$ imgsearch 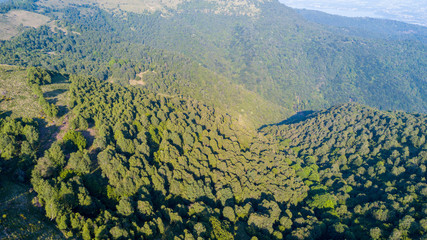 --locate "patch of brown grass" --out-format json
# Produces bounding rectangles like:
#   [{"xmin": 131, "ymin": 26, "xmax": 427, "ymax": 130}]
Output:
[
  {"xmin": 129, "ymin": 79, "xmax": 146, "ymax": 86},
  {"xmin": 129, "ymin": 71, "xmax": 148, "ymax": 86}
]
